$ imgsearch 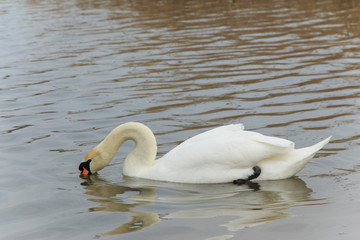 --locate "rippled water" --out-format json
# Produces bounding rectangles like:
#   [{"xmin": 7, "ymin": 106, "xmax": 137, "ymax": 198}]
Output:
[{"xmin": 1, "ymin": 0, "xmax": 360, "ymax": 239}]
